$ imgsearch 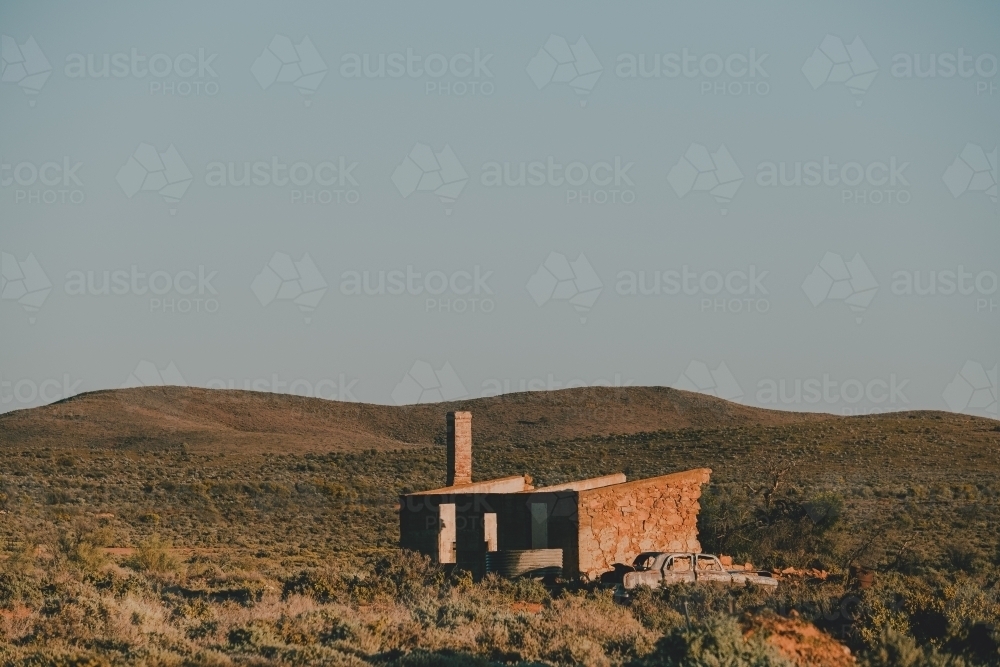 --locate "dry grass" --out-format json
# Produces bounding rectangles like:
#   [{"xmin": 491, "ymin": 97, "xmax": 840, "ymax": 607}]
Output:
[{"xmin": 1, "ymin": 387, "xmax": 998, "ymax": 665}]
